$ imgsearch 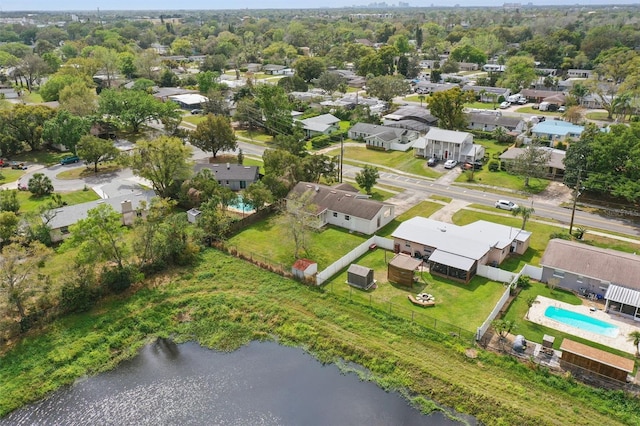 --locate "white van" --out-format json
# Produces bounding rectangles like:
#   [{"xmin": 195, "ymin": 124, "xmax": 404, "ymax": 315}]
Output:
[{"xmin": 538, "ymin": 101, "xmax": 550, "ymax": 111}]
